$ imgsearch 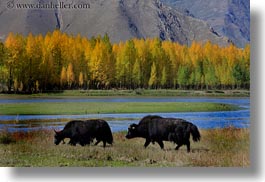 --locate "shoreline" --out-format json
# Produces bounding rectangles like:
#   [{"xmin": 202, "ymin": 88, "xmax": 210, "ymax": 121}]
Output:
[{"xmin": 0, "ymin": 89, "xmax": 250, "ymax": 99}]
